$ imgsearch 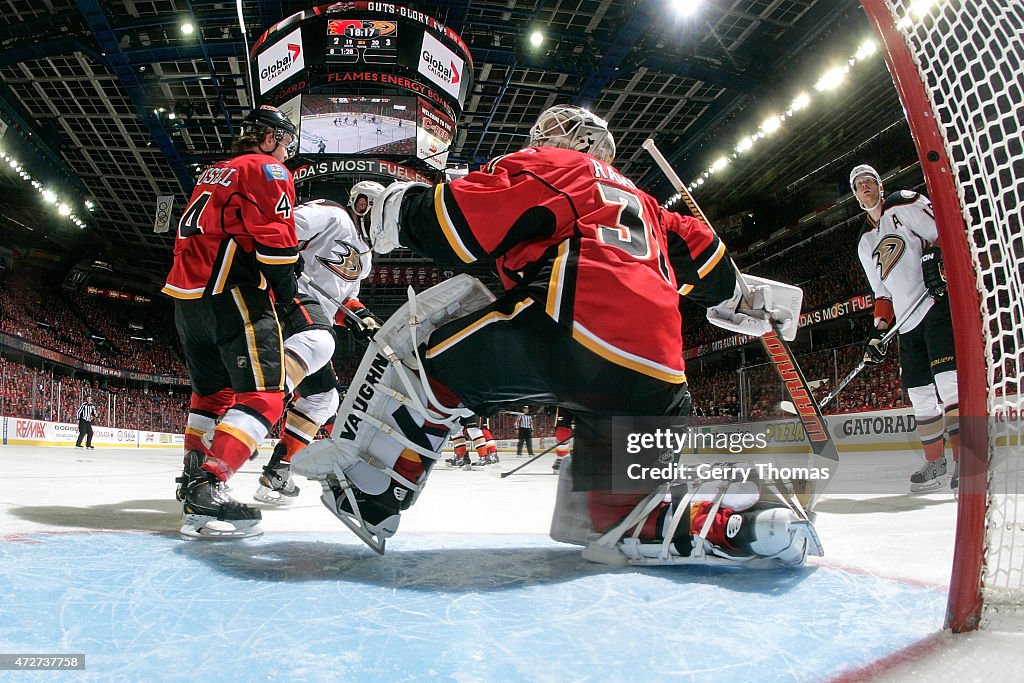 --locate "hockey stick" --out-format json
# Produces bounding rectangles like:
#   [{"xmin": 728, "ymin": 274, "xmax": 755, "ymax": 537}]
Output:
[
  {"xmin": 298, "ymin": 273, "xmax": 373, "ymax": 332},
  {"xmin": 642, "ymin": 138, "xmax": 839, "ymax": 511},
  {"xmin": 499, "ymin": 437, "xmax": 571, "ymax": 478},
  {"xmin": 780, "ymin": 290, "xmax": 931, "ymax": 414}
]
